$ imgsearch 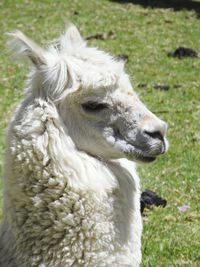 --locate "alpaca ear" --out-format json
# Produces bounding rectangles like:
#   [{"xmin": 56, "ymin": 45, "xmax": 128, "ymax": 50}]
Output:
[
  {"xmin": 59, "ymin": 24, "xmax": 85, "ymax": 50},
  {"xmin": 7, "ymin": 31, "xmax": 46, "ymax": 66}
]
